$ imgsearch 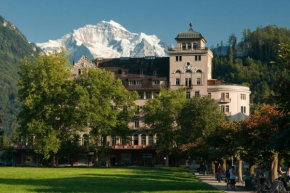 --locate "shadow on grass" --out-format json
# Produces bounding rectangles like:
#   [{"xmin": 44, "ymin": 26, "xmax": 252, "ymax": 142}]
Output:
[{"xmin": 0, "ymin": 167, "xmax": 220, "ymax": 193}]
